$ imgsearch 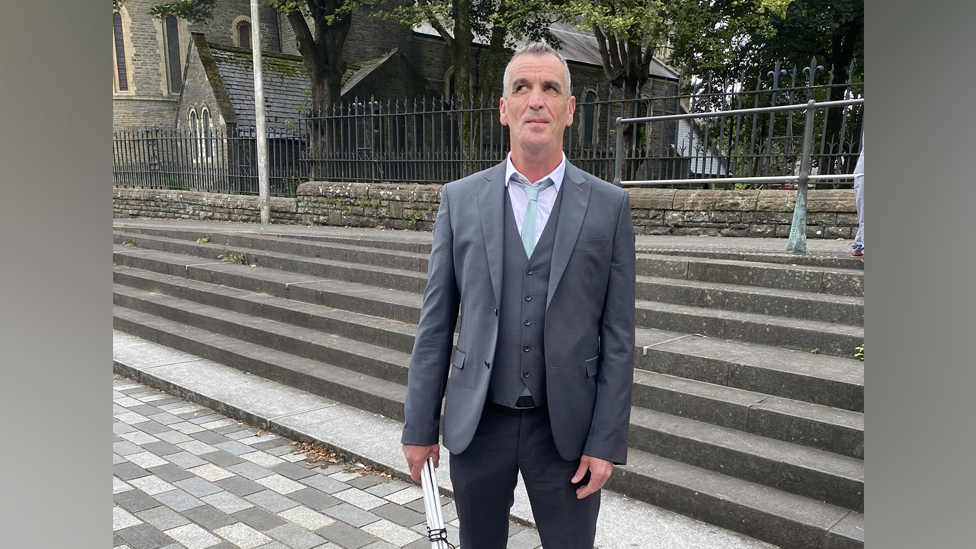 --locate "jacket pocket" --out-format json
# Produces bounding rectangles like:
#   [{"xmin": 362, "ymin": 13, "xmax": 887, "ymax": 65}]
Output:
[
  {"xmin": 584, "ymin": 354, "xmax": 600, "ymax": 377},
  {"xmin": 575, "ymin": 238, "xmax": 609, "ymax": 250},
  {"xmin": 452, "ymin": 349, "xmax": 466, "ymax": 369}
]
